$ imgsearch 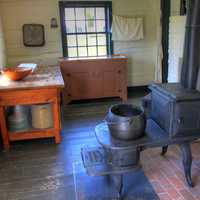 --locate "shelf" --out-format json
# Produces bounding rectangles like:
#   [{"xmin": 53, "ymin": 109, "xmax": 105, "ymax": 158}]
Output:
[
  {"xmin": 0, "ymin": 85, "xmax": 62, "ymax": 150},
  {"xmin": 8, "ymin": 128, "xmax": 55, "ymax": 141}
]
